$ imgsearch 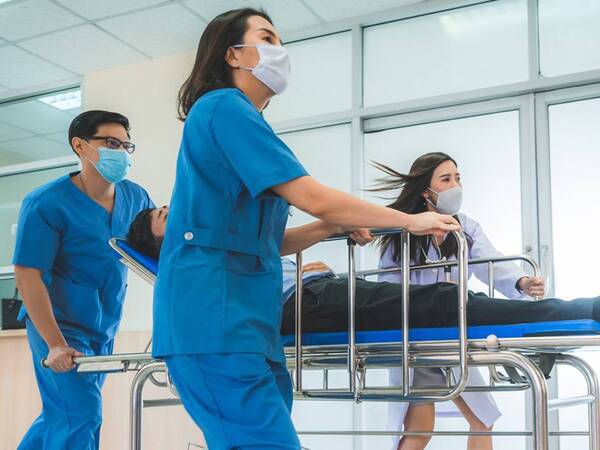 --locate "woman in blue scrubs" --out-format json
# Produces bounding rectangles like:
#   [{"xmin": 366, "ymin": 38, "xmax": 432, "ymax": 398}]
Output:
[
  {"xmin": 153, "ymin": 8, "xmax": 460, "ymax": 450},
  {"xmin": 13, "ymin": 110, "xmax": 153, "ymax": 449}
]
